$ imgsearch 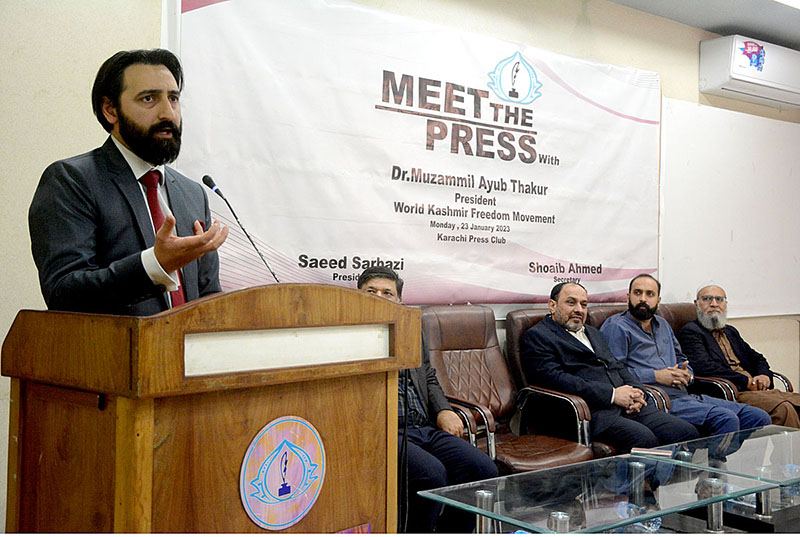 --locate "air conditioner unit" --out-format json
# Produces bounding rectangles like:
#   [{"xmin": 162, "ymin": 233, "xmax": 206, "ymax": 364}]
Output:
[{"xmin": 699, "ymin": 35, "xmax": 800, "ymax": 109}]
